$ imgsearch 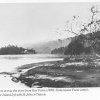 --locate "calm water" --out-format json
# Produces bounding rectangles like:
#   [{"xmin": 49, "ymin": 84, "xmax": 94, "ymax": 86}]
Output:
[
  {"xmin": 0, "ymin": 54, "xmax": 64, "ymax": 88},
  {"xmin": 0, "ymin": 54, "xmax": 64, "ymax": 73}
]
